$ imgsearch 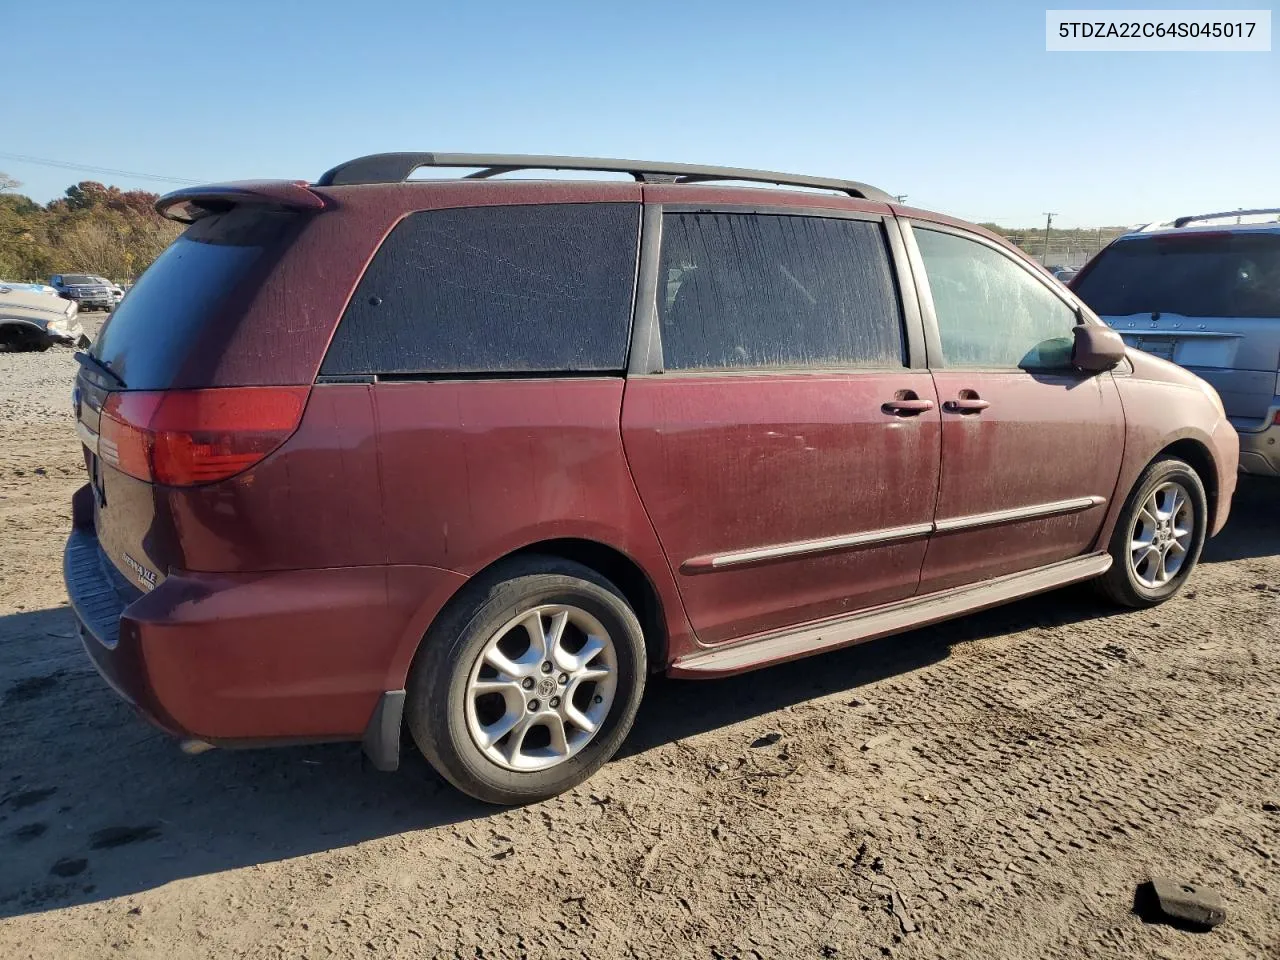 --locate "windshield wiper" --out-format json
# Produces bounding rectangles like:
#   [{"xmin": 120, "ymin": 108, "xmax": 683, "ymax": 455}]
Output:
[{"xmin": 75, "ymin": 352, "xmax": 126, "ymax": 389}]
